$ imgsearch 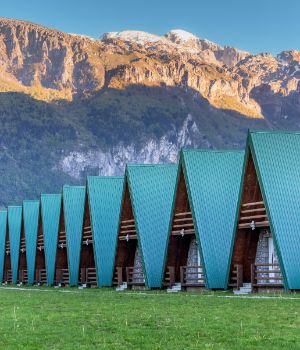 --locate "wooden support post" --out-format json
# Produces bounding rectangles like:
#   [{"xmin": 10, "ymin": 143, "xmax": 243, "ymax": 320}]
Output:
[
  {"xmin": 169, "ymin": 266, "xmax": 175, "ymax": 287},
  {"xmin": 126, "ymin": 267, "xmax": 130, "ymax": 285},
  {"xmin": 80, "ymin": 268, "xmax": 86, "ymax": 284},
  {"xmin": 237, "ymin": 264, "xmax": 243, "ymax": 288},
  {"xmin": 56, "ymin": 269, "xmax": 61, "ymax": 285},
  {"xmin": 251, "ymin": 264, "xmax": 255, "ymax": 287},
  {"xmin": 180, "ymin": 266, "xmax": 184, "ymax": 286},
  {"xmin": 117, "ymin": 267, "xmax": 123, "ymax": 285}
]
